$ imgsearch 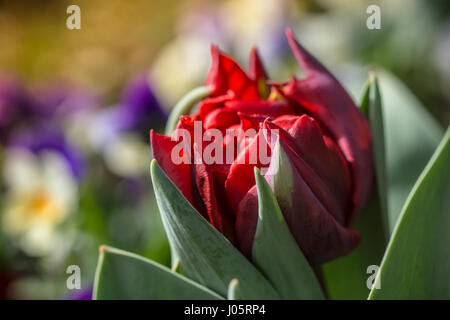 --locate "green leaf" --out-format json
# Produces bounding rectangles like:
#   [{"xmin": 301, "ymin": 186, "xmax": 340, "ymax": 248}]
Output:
[
  {"xmin": 165, "ymin": 86, "xmax": 213, "ymax": 135},
  {"xmin": 359, "ymin": 77, "xmax": 371, "ymax": 118},
  {"xmin": 369, "ymin": 127, "xmax": 450, "ymax": 299},
  {"xmin": 322, "ymin": 75, "xmax": 389, "ymax": 299},
  {"xmin": 350, "ymin": 70, "xmax": 444, "ymax": 233},
  {"xmin": 150, "ymin": 160, "xmax": 280, "ymax": 299},
  {"xmin": 366, "ymin": 74, "xmax": 389, "ymax": 238},
  {"xmin": 252, "ymin": 158, "xmax": 324, "ymax": 299},
  {"xmin": 322, "ymin": 193, "xmax": 387, "ymax": 299},
  {"xmin": 377, "ymin": 72, "xmax": 443, "ymax": 232},
  {"xmin": 93, "ymin": 245, "xmax": 223, "ymax": 300}
]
